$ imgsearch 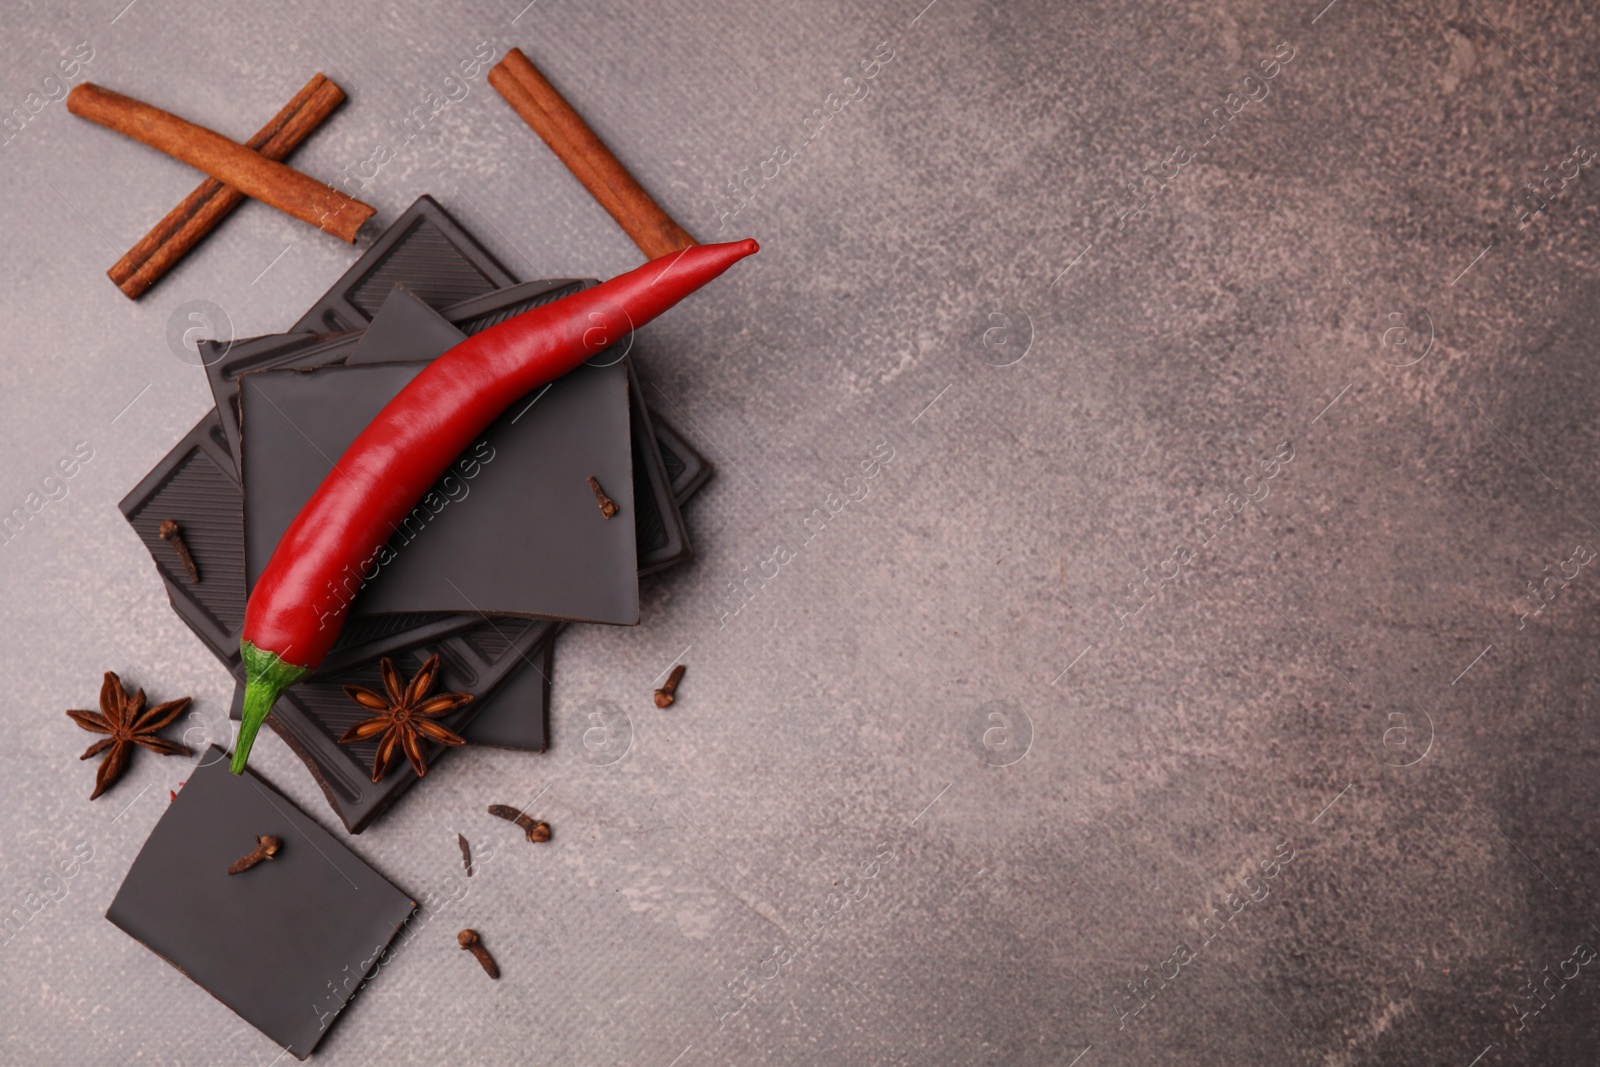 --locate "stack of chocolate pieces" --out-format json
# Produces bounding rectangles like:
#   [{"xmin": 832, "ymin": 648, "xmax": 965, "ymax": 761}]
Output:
[
  {"xmin": 109, "ymin": 193, "xmax": 713, "ymax": 1055},
  {"xmin": 119, "ymin": 195, "xmax": 712, "ymax": 832}
]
